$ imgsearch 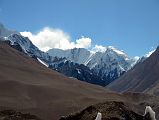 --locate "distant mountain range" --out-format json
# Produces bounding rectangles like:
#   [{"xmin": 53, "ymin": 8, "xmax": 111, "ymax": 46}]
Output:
[
  {"xmin": 0, "ymin": 23, "xmax": 146, "ymax": 86},
  {"xmin": 47, "ymin": 47, "xmax": 138, "ymax": 85}
]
